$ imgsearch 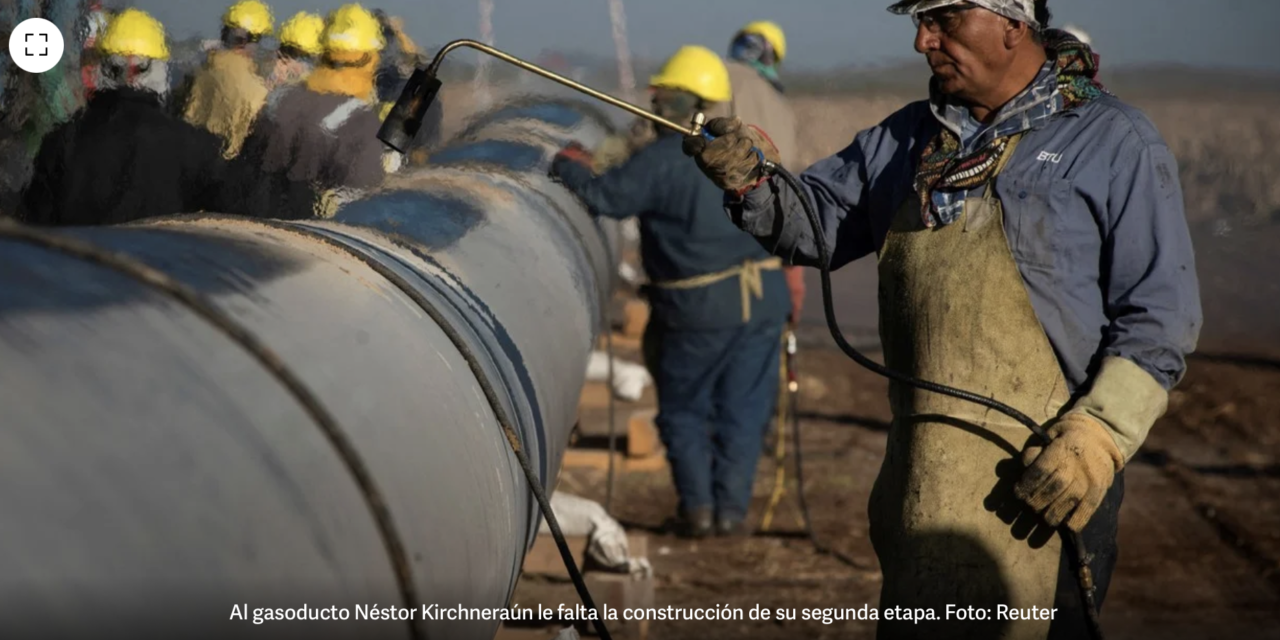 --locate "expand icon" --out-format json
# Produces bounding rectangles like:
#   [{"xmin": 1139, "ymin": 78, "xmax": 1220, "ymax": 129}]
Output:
[{"xmin": 8, "ymin": 18, "xmax": 65, "ymax": 74}]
